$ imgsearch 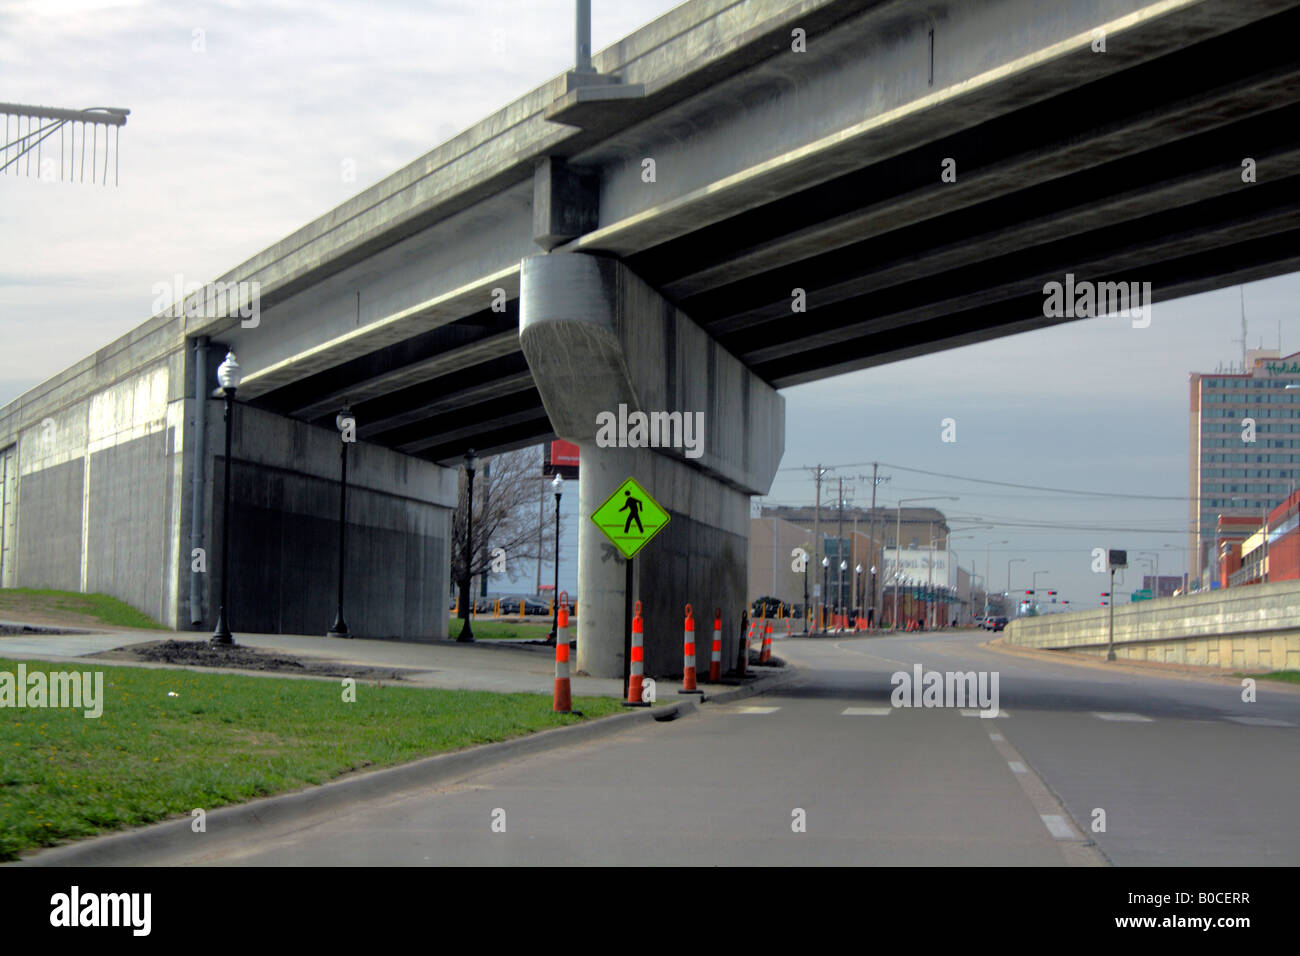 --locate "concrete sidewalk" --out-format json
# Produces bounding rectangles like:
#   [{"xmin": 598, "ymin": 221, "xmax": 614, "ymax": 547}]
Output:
[{"xmin": 0, "ymin": 623, "xmax": 788, "ymax": 700}]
